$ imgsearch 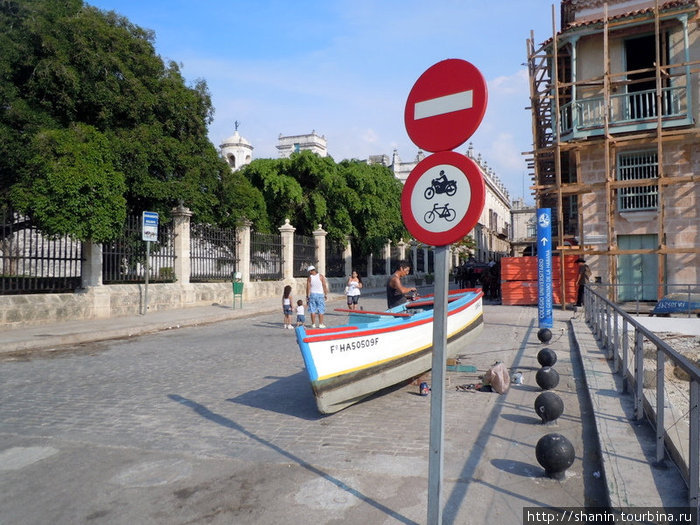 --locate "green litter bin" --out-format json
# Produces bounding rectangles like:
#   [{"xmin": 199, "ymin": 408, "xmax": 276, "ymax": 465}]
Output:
[{"xmin": 232, "ymin": 273, "xmax": 243, "ymax": 308}]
